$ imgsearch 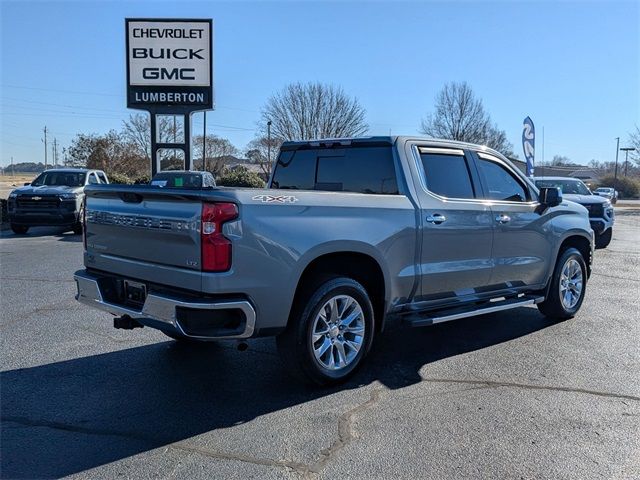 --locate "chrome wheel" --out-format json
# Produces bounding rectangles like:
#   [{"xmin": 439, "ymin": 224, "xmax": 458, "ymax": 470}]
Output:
[
  {"xmin": 559, "ymin": 258, "xmax": 583, "ymax": 310},
  {"xmin": 311, "ymin": 295, "xmax": 365, "ymax": 371}
]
